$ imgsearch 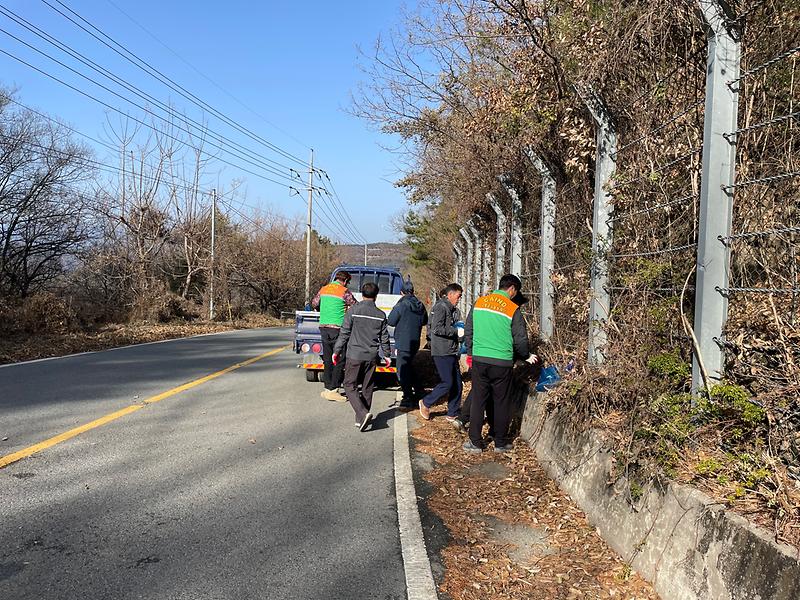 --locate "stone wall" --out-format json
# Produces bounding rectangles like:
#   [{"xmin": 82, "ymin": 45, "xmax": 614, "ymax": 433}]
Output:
[{"xmin": 519, "ymin": 393, "xmax": 800, "ymax": 600}]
